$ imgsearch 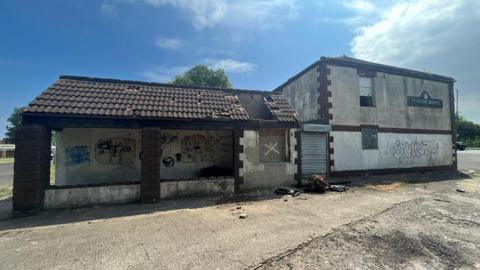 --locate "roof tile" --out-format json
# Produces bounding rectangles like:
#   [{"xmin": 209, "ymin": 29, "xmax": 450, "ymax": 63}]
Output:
[{"xmin": 24, "ymin": 76, "xmax": 299, "ymax": 123}]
